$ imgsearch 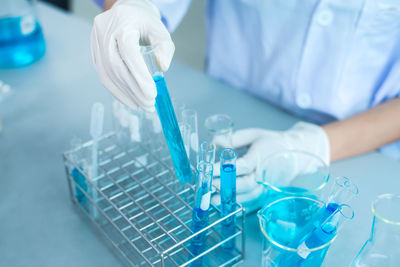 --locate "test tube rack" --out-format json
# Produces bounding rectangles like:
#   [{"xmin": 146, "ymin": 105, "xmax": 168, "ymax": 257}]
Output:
[{"xmin": 63, "ymin": 132, "xmax": 245, "ymax": 266}]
